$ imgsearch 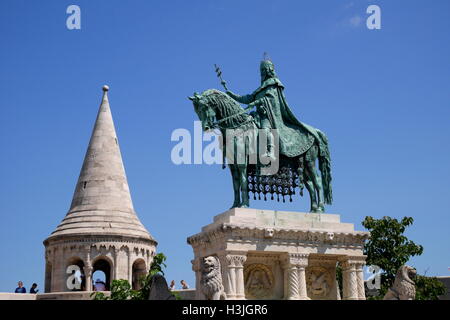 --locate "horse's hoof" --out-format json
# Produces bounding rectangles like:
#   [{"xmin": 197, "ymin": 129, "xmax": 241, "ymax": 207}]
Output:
[{"xmin": 310, "ymin": 206, "xmax": 323, "ymax": 213}]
